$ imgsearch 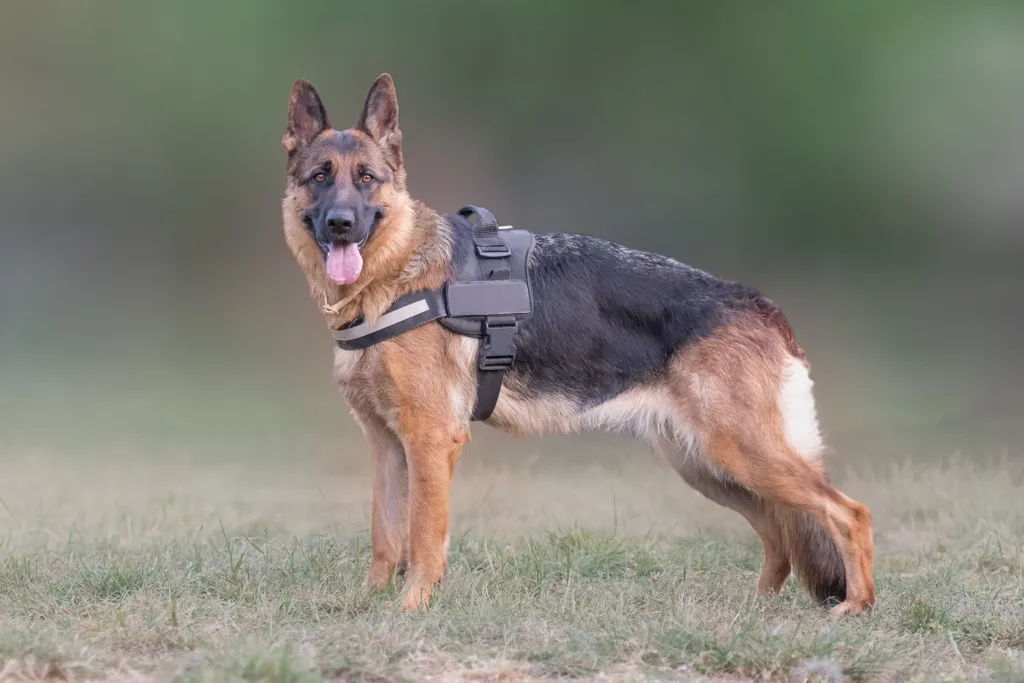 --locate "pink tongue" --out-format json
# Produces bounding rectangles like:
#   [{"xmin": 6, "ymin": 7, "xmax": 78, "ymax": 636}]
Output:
[{"xmin": 326, "ymin": 242, "xmax": 363, "ymax": 285}]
